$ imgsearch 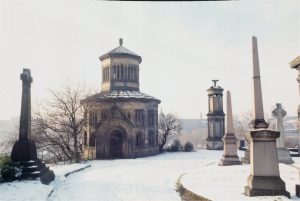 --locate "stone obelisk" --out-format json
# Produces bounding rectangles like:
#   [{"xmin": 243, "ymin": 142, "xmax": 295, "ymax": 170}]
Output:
[
  {"xmin": 272, "ymin": 103, "xmax": 294, "ymax": 164},
  {"xmin": 250, "ymin": 36, "xmax": 269, "ymax": 129},
  {"xmin": 10, "ymin": 69, "xmax": 55, "ymax": 184},
  {"xmin": 219, "ymin": 91, "xmax": 241, "ymax": 166},
  {"xmin": 244, "ymin": 37, "xmax": 290, "ymax": 198}
]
